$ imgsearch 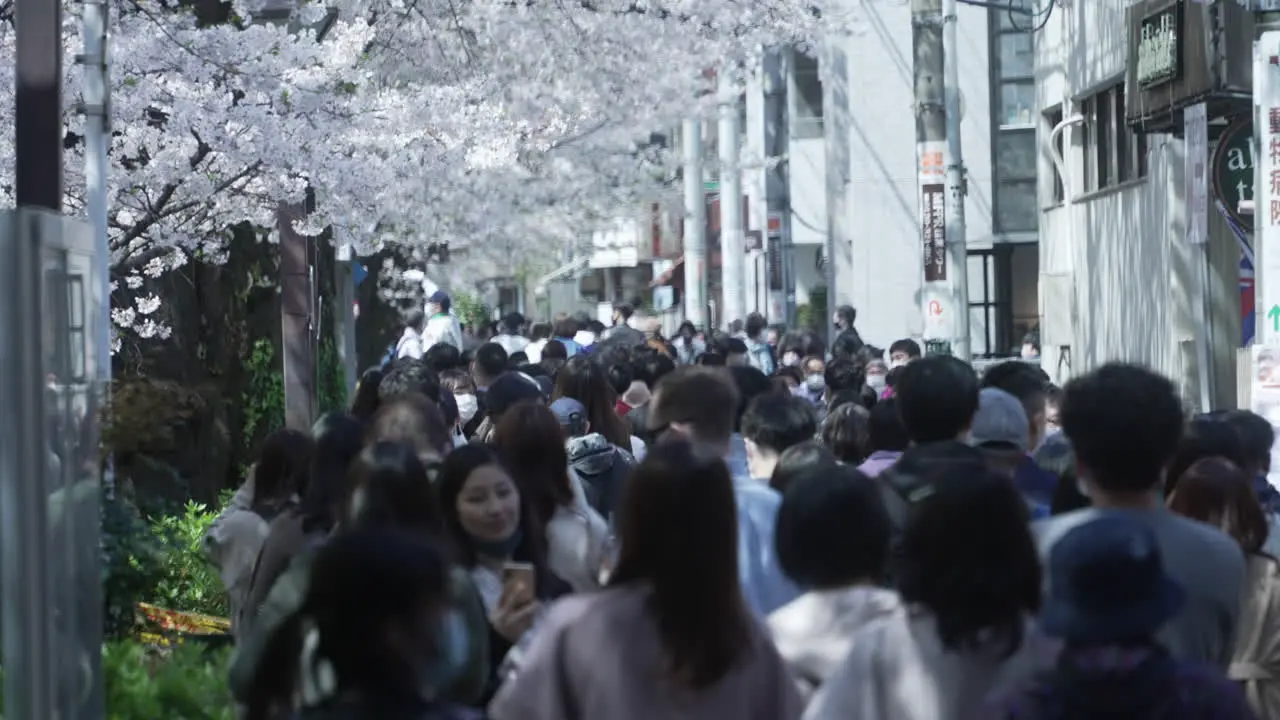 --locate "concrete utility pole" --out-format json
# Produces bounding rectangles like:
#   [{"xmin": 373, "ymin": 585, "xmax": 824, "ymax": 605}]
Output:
[
  {"xmin": 682, "ymin": 118, "xmax": 709, "ymax": 329},
  {"xmin": 912, "ymin": 0, "xmax": 970, "ymax": 359},
  {"xmin": 718, "ymin": 70, "xmax": 746, "ymax": 329},
  {"xmin": 762, "ymin": 50, "xmax": 796, "ymax": 326},
  {"xmin": 81, "ymin": 0, "xmax": 111, "ymax": 408}
]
